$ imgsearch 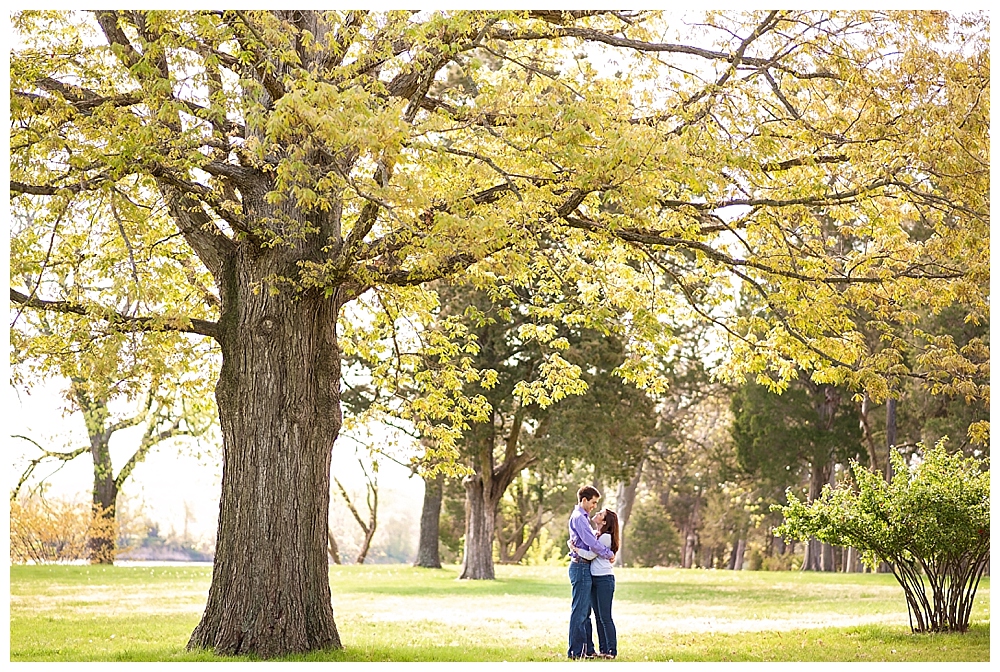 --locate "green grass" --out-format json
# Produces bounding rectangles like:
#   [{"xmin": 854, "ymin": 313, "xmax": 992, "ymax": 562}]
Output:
[{"xmin": 9, "ymin": 563, "xmax": 990, "ymax": 662}]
